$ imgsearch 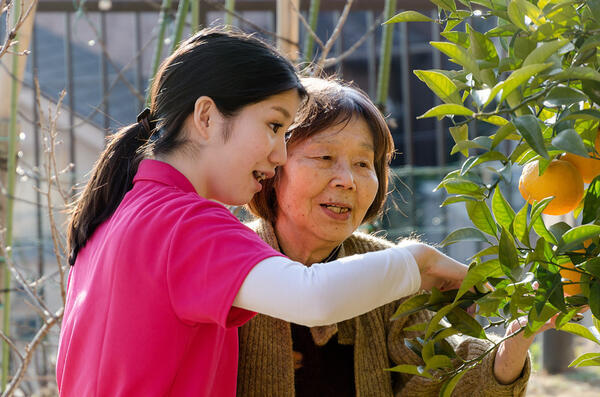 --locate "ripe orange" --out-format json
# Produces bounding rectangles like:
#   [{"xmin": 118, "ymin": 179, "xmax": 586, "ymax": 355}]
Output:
[
  {"xmin": 560, "ymin": 240, "xmax": 591, "ymax": 296},
  {"xmin": 518, "ymin": 159, "xmax": 584, "ymax": 215},
  {"xmin": 560, "ymin": 261, "xmax": 582, "ymax": 296},
  {"xmin": 561, "ymin": 130, "xmax": 600, "ymax": 183}
]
